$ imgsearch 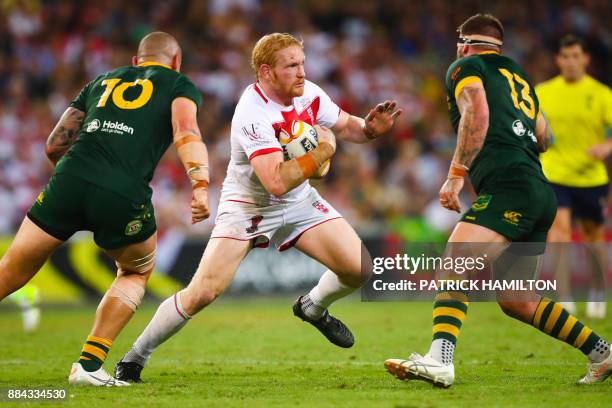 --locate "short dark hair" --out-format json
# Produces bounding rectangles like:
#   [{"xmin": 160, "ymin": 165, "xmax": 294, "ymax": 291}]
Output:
[
  {"xmin": 458, "ymin": 13, "xmax": 504, "ymax": 43},
  {"xmin": 558, "ymin": 34, "xmax": 587, "ymax": 52}
]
